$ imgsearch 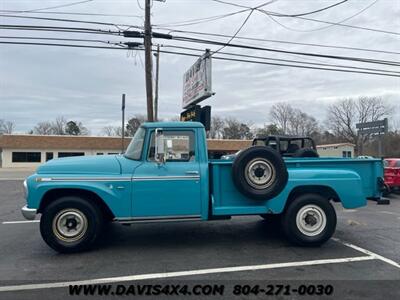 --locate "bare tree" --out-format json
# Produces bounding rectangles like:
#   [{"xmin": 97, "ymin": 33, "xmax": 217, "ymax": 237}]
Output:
[
  {"xmin": 327, "ymin": 96, "xmax": 390, "ymax": 153},
  {"xmin": 33, "ymin": 121, "xmax": 53, "ymax": 135},
  {"xmin": 101, "ymin": 125, "xmax": 123, "ymax": 136},
  {"xmin": 210, "ymin": 116, "xmax": 225, "ymax": 139},
  {"xmin": 288, "ymin": 109, "xmax": 319, "ymax": 136},
  {"xmin": 51, "ymin": 116, "xmax": 67, "ymax": 135},
  {"xmin": 270, "ymin": 103, "xmax": 294, "ymax": 134},
  {"xmin": 0, "ymin": 119, "xmax": 15, "ymax": 134}
]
